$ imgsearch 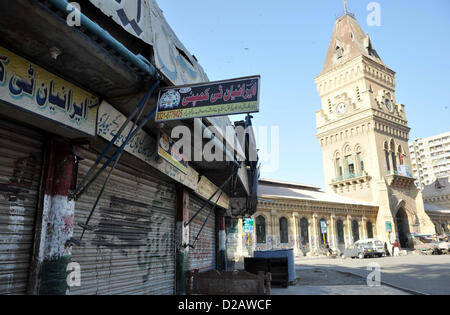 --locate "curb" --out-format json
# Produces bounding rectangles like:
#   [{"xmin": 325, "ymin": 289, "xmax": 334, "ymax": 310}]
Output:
[{"xmin": 331, "ymin": 268, "xmax": 428, "ymax": 296}]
